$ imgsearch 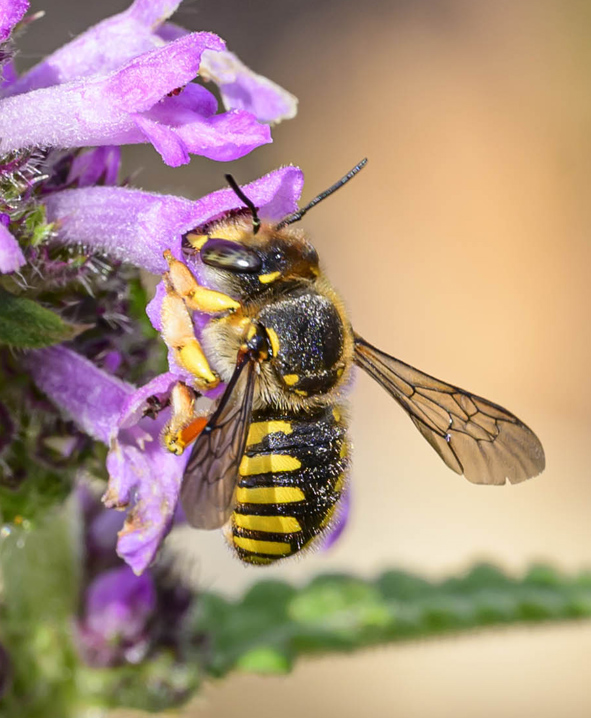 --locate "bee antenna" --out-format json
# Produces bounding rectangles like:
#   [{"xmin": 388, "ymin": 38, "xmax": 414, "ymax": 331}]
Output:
[
  {"xmin": 225, "ymin": 174, "xmax": 261, "ymax": 235},
  {"xmin": 275, "ymin": 158, "xmax": 368, "ymax": 230}
]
